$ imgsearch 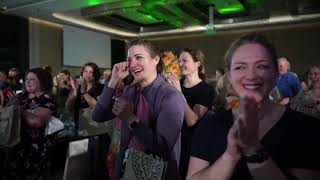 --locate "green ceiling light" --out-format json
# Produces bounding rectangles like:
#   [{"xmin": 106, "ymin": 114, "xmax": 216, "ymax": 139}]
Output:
[
  {"xmin": 88, "ymin": 0, "xmax": 105, "ymax": 6},
  {"xmin": 165, "ymin": 5, "xmax": 201, "ymax": 25},
  {"xmin": 116, "ymin": 11, "xmax": 163, "ymax": 24},
  {"xmin": 217, "ymin": 3, "xmax": 245, "ymax": 14},
  {"xmin": 143, "ymin": 0, "xmax": 166, "ymax": 10},
  {"xmin": 142, "ymin": 0, "xmax": 185, "ymax": 28}
]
